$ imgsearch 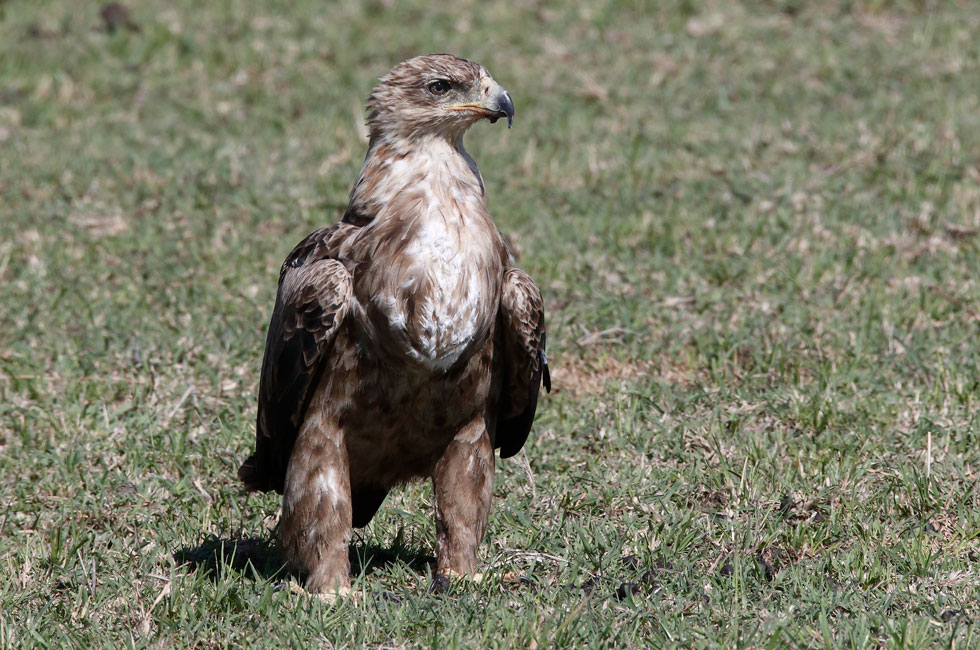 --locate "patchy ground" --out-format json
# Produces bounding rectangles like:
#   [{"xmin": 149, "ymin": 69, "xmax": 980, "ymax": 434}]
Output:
[{"xmin": 2, "ymin": 1, "xmax": 980, "ymax": 647}]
